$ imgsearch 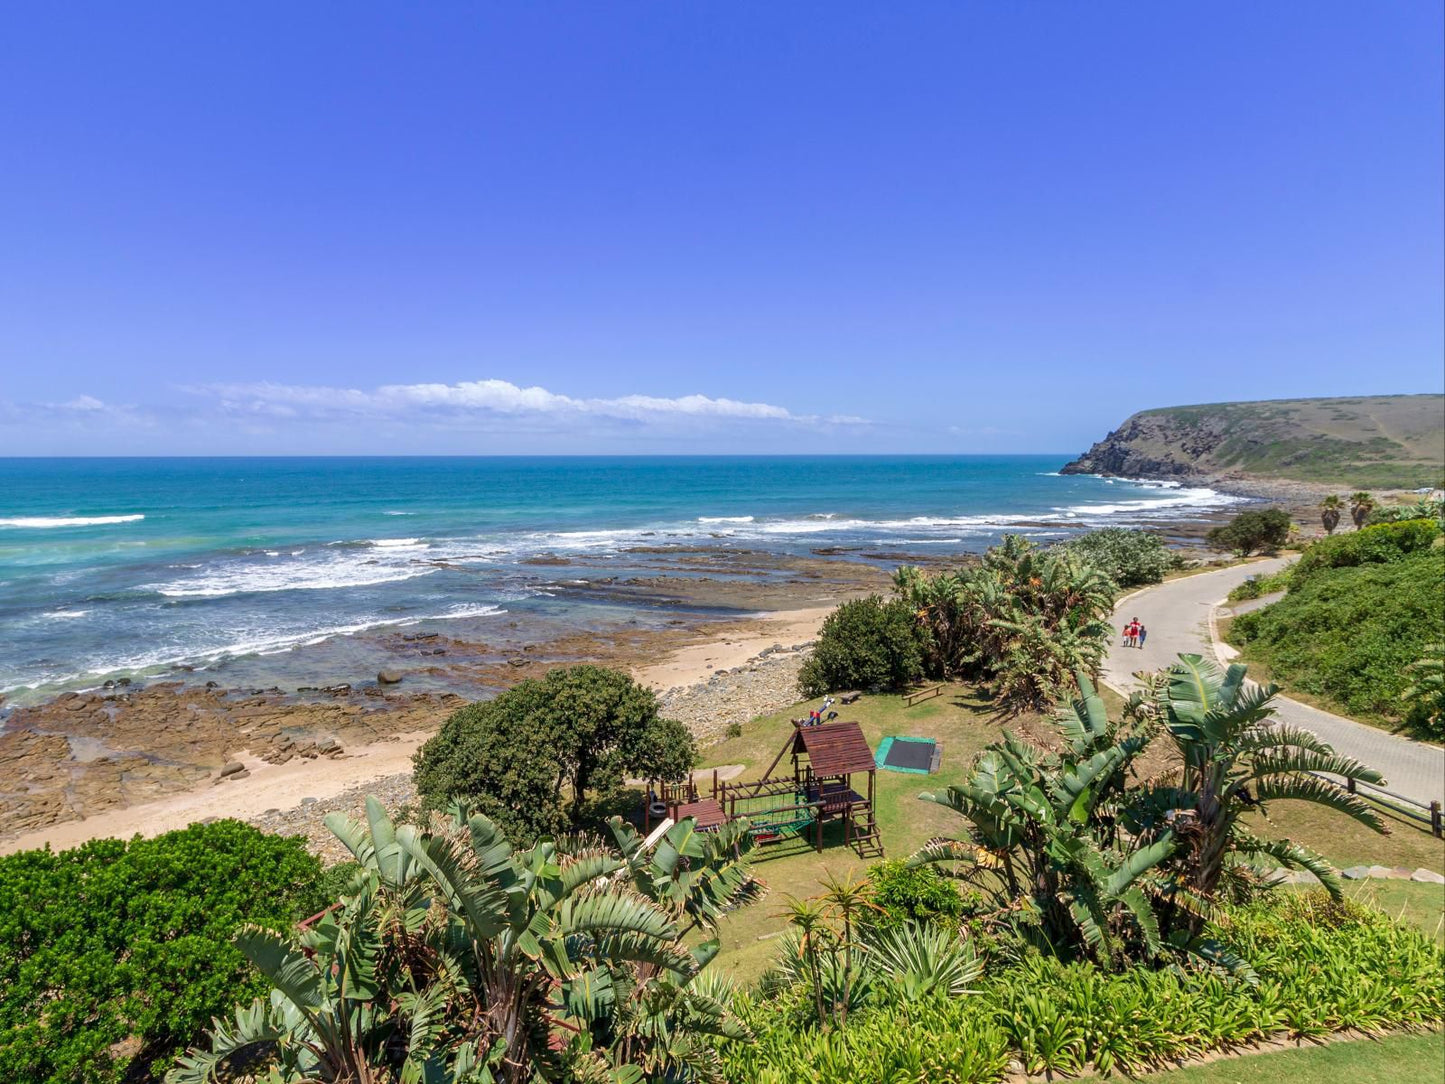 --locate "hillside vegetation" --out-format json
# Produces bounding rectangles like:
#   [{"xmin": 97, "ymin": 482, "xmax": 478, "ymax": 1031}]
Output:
[
  {"xmin": 1063, "ymin": 394, "xmax": 1444, "ymax": 488},
  {"xmin": 1229, "ymin": 519, "xmax": 1445, "ymax": 735}
]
